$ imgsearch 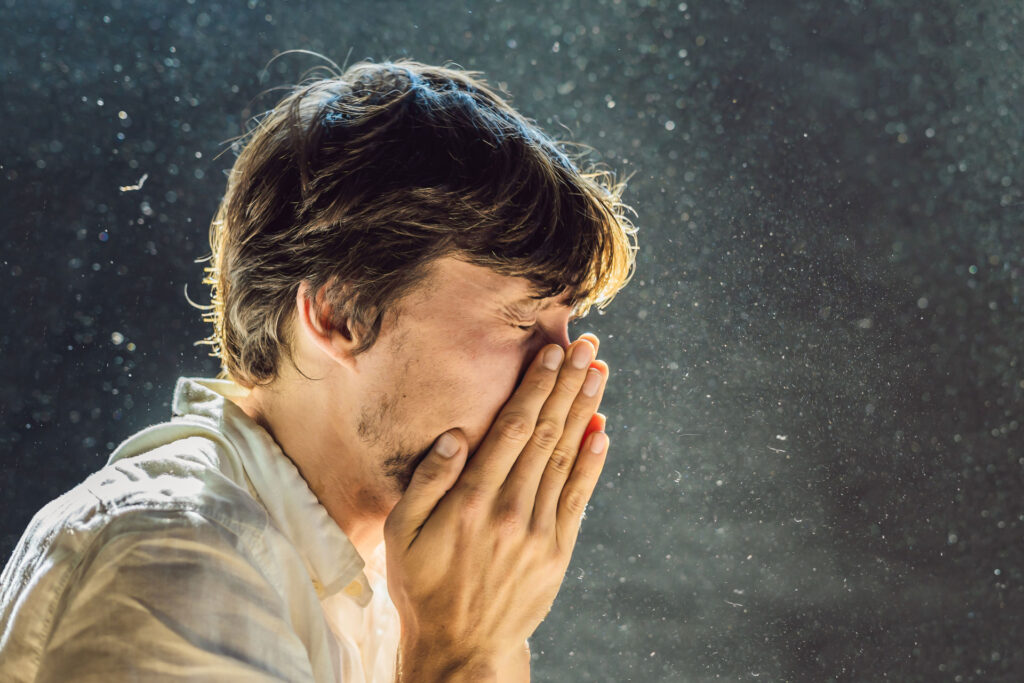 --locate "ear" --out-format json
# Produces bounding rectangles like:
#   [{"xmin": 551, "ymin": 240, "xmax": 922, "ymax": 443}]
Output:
[{"xmin": 295, "ymin": 281, "xmax": 360, "ymax": 370}]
